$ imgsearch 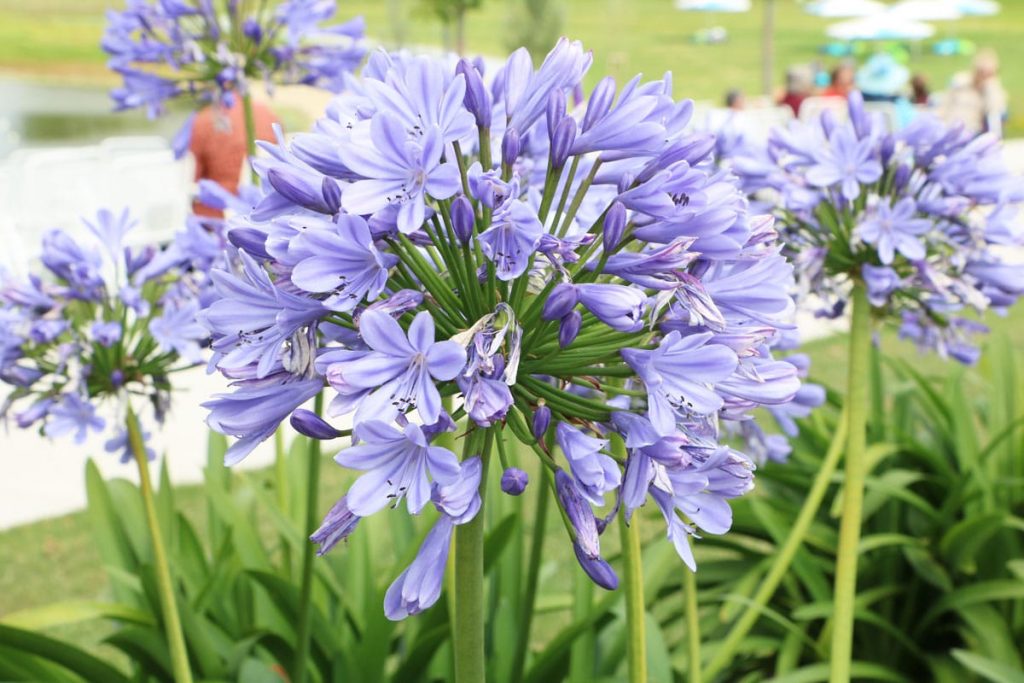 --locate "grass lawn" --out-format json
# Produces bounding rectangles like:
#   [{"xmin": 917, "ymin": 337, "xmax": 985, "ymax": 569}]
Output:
[{"xmin": 0, "ymin": 0, "xmax": 1022, "ymax": 135}]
